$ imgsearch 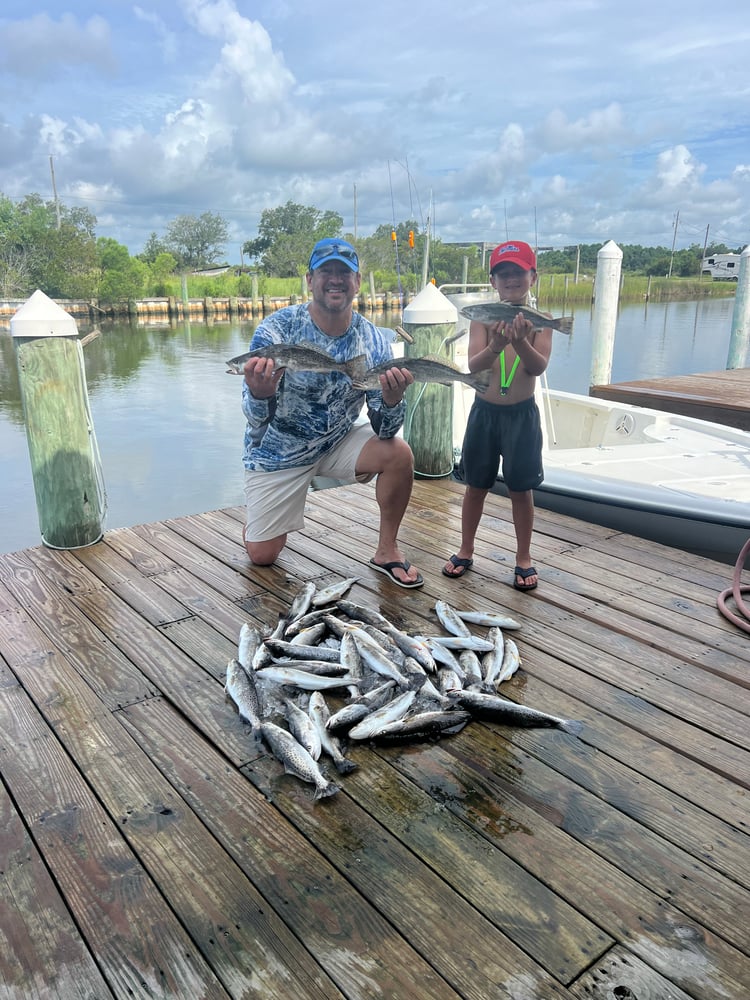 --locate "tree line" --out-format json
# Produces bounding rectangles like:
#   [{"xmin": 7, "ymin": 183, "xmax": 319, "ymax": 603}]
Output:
[{"xmin": 0, "ymin": 191, "xmax": 742, "ymax": 303}]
